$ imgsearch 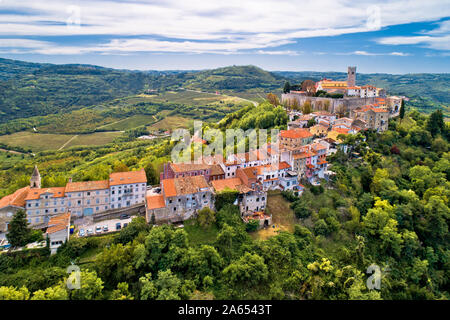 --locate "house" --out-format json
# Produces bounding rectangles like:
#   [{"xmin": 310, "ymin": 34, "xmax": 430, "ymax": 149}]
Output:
[
  {"xmin": 65, "ymin": 179, "xmax": 110, "ymax": 217},
  {"xmin": 309, "ymin": 124, "xmax": 328, "ymax": 137},
  {"xmin": 46, "ymin": 212, "xmax": 71, "ymax": 254},
  {"xmin": 146, "ymin": 175, "xmax": 214, "ymax": 224},
  {"xmin": 109, "ymin": 169, "xmax": 147, "ymax": 210},
  {"xmin": 351, "ymin": 105, "xmax": 389, "ymax": 132},
  {"xmin": 211, "ymin": 177, "xmax": 267, "ymax": 216},
  {"xmin": 0, "ymin": 186, "xmax": 30, "ymax": 232},
  {"xmin": 279, "ymin": 128, "xmax": 314, "ymax": 150},
  {"xmin": 287, "ymin": 114, "xmax": 315, "ymax": 129},
  {"xmin": 0, "ymin": 167, "xmax": 148, "ymax": 228},
  {"xmin": 25, "ymin": 187, "xmax": 66, "ymax": 225}
]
